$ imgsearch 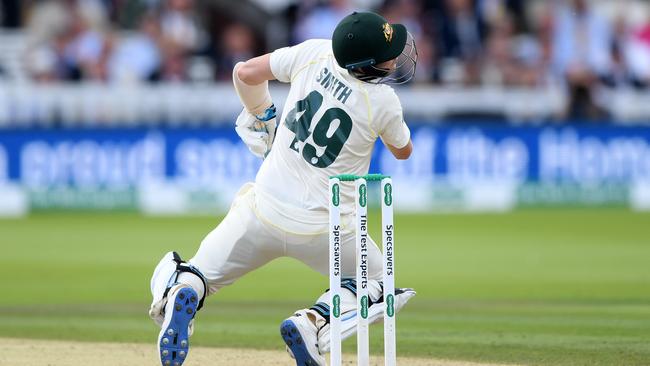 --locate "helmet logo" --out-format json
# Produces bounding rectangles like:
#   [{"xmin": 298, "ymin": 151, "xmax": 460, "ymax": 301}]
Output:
[{"xmin": 382, "ymin": 23, "xmax": 393, "ymax": 43}]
